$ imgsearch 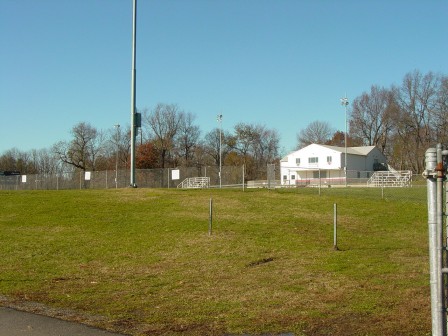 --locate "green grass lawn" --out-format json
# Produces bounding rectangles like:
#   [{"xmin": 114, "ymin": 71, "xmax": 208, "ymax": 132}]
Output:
[{"xmin": 0, "ymin": 188, "xmax": 430, "ymax": 335}]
